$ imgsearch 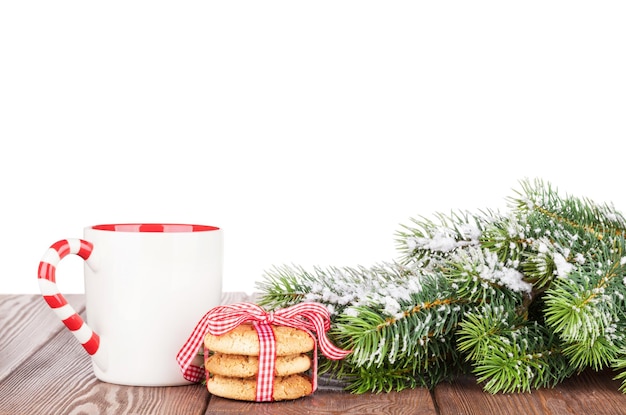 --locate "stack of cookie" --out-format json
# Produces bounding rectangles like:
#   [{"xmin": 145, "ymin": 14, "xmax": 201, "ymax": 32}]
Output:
[{"xmin": 204, "ymin": 323, "xmax": 315, "ymax": 401}]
